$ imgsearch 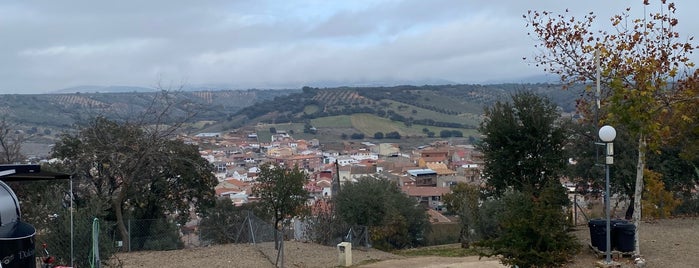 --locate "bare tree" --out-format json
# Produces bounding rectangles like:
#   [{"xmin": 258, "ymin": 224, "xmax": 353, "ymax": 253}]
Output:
[{"xmin": 0, "ymin": 117, "xmax": 24, "ymax": 164}]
